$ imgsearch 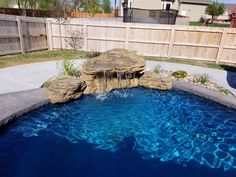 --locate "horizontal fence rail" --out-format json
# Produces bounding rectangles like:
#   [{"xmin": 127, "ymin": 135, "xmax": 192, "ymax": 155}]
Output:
[
  {"xmin": 49, "ymin": 19, "xmax": 236, "ymax": 64},
  {"xmin": 0, "ymin": 15, "xmax": 48, "ymax": 56}
]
